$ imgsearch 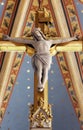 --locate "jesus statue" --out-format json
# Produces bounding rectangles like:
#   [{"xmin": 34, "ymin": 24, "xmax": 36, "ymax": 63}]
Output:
[{"xmin": 2, "ymin": 28, "xmax": 79, "ymax": 92}]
